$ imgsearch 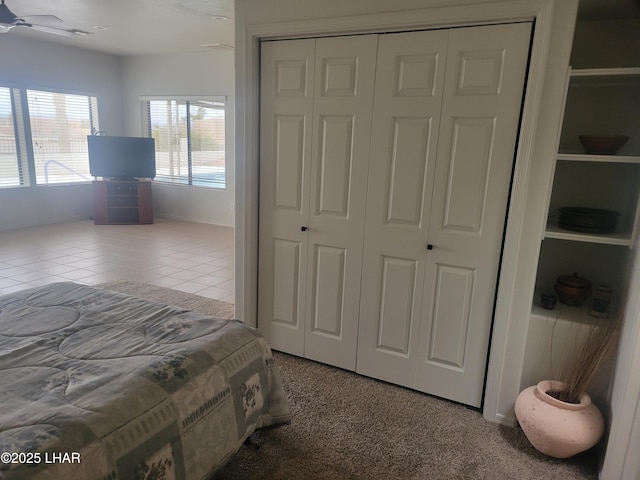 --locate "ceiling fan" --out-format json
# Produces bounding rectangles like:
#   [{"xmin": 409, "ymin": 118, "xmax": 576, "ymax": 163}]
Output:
[{"xmin": 0, "ymin": 0, "xmax": 91, "ymax": 36}]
